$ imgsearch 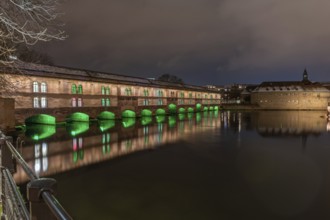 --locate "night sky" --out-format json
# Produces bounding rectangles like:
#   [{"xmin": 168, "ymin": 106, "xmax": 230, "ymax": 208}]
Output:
[{"xmin": 36, "ymin": 0, "xmax": 330, "ymax": 86}]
